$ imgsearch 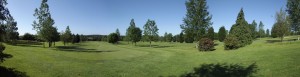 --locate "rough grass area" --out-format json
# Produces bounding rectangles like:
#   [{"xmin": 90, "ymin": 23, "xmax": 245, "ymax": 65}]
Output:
[{"xmin": 1, "ymin": 36, "xmax": 300, "ymax": 77}]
